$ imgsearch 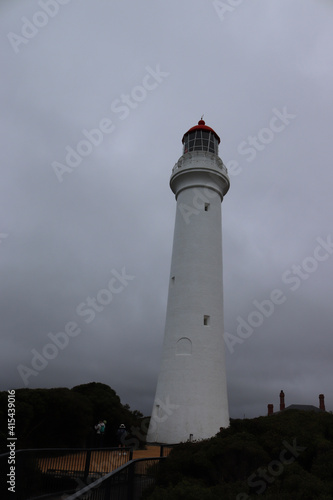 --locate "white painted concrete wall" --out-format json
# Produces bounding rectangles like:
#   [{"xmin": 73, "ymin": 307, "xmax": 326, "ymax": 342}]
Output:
[{"xmin": 147, "ymin": 151, "xmax": 230, "ymax": 444}]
